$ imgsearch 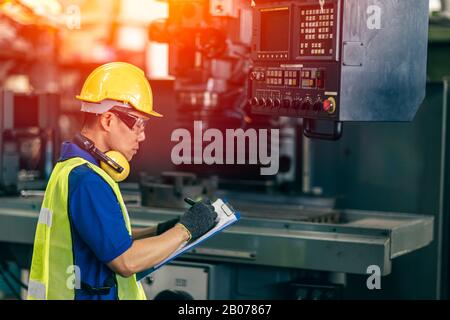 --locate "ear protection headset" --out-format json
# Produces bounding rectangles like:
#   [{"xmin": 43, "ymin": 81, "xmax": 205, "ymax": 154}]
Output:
[{"xmin": 74, "ymin": 133, "xmax": 130, "ymax": 182}]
